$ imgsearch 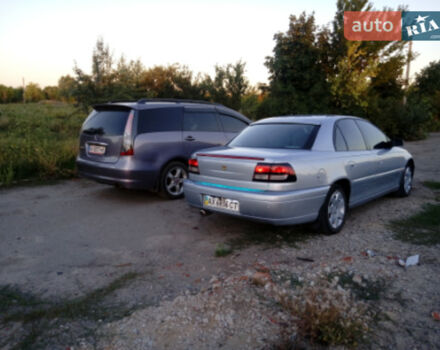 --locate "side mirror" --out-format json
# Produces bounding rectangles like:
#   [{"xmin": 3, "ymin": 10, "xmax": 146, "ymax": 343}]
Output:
[{"xmin": 391, "ymin": 138, "xmax": 403, "ymax": 147}]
